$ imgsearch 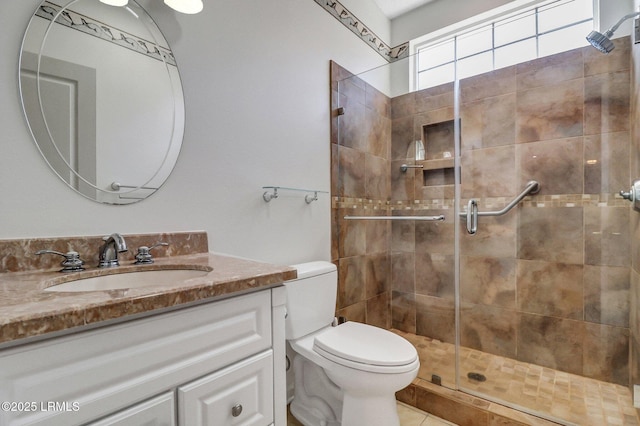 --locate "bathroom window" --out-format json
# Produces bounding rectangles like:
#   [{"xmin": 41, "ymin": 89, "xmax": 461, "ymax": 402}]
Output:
[{"xmin": 414, "ymin": 0, "xmax": 593, "ymax": 90}]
